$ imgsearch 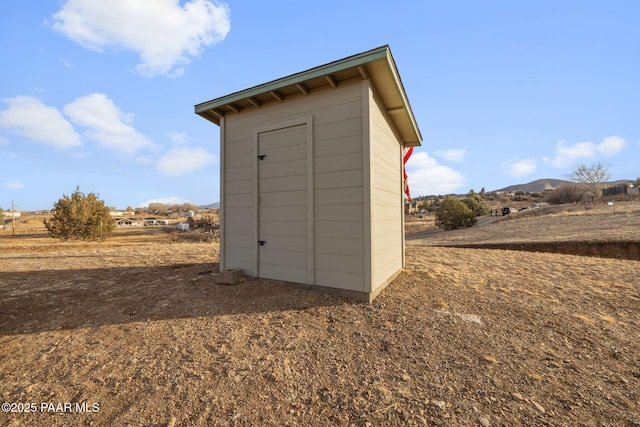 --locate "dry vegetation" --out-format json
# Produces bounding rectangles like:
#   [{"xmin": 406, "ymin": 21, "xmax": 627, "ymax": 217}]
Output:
[{"xmin": 0, "ymin": 203, "xmax": 639, "ymax": 426}]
